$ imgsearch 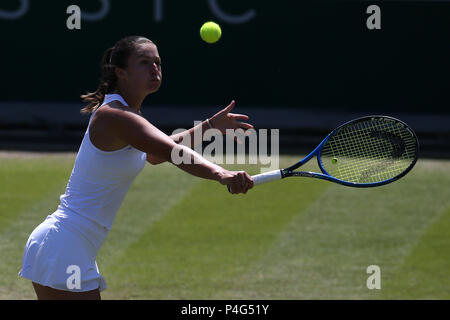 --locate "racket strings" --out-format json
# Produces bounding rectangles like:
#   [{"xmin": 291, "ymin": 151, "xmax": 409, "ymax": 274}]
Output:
[
  {"xmin": 335, "ymin": 122, "xmax": 414, "ymax": 182},
  {"xmin": 320, "ymin": 119, "xmax": 417, "ymax": 183},
  {"xmin": 337, "ymin": 123, "xmax": 414, "ymax": 182}
]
